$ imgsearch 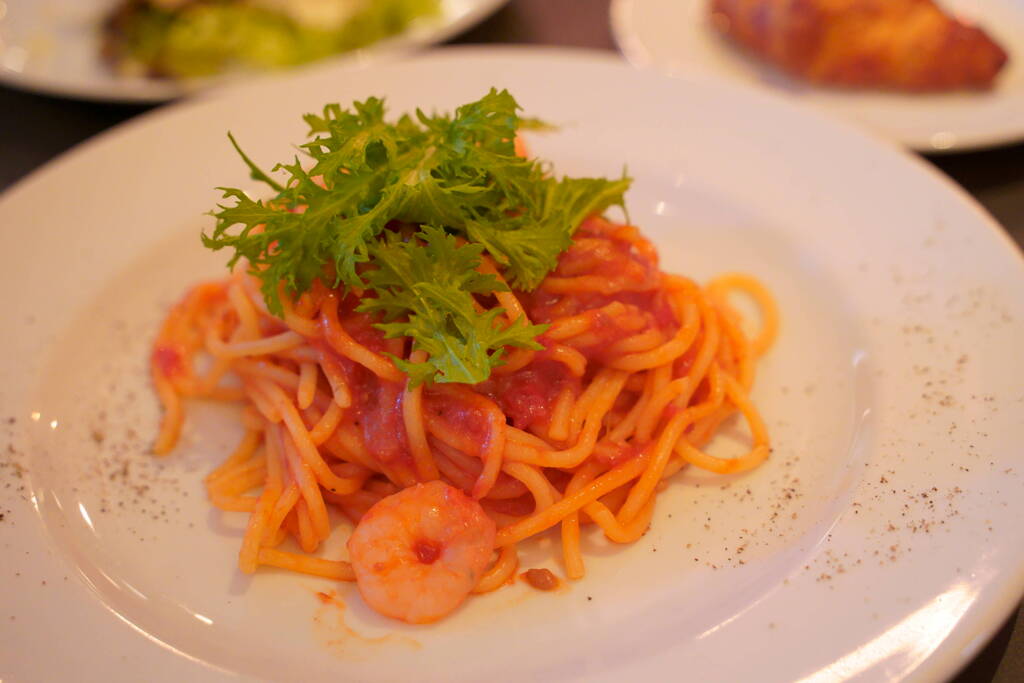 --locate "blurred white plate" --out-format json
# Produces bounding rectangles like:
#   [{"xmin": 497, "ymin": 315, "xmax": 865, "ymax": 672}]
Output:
[
  {"xmin": 611, "ymin": 0, "xmax": 1024, "ymax": 152},
  {"xmin": 0, "ymin": 0, "xmax": 506, "ymax": 102},
  {"xmin": 1, "ymin": 47, "xmax": 1023, "ymax": 681}
]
